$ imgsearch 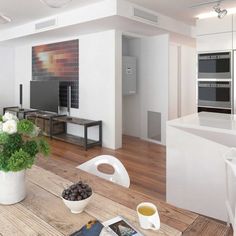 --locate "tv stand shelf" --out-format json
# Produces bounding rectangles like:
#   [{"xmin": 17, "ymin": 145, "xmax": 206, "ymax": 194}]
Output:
[
  {"xmin": 52, "ymin": 133, "xmax": 97, "ymax": 148},
  {"xmin": 26, "ymin": 112, "xmax": 63, "ymax": 137},
  {"xmin": 3, "ymin": 107, "xmax": 37, "ymax": 119},
  {"xmin": 52, "ymin": 116, "xmax": 102, "ymax": 150},
  {"xmin": 26, "ymin": 112, "xmax": 102, "ymax": 150}
]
